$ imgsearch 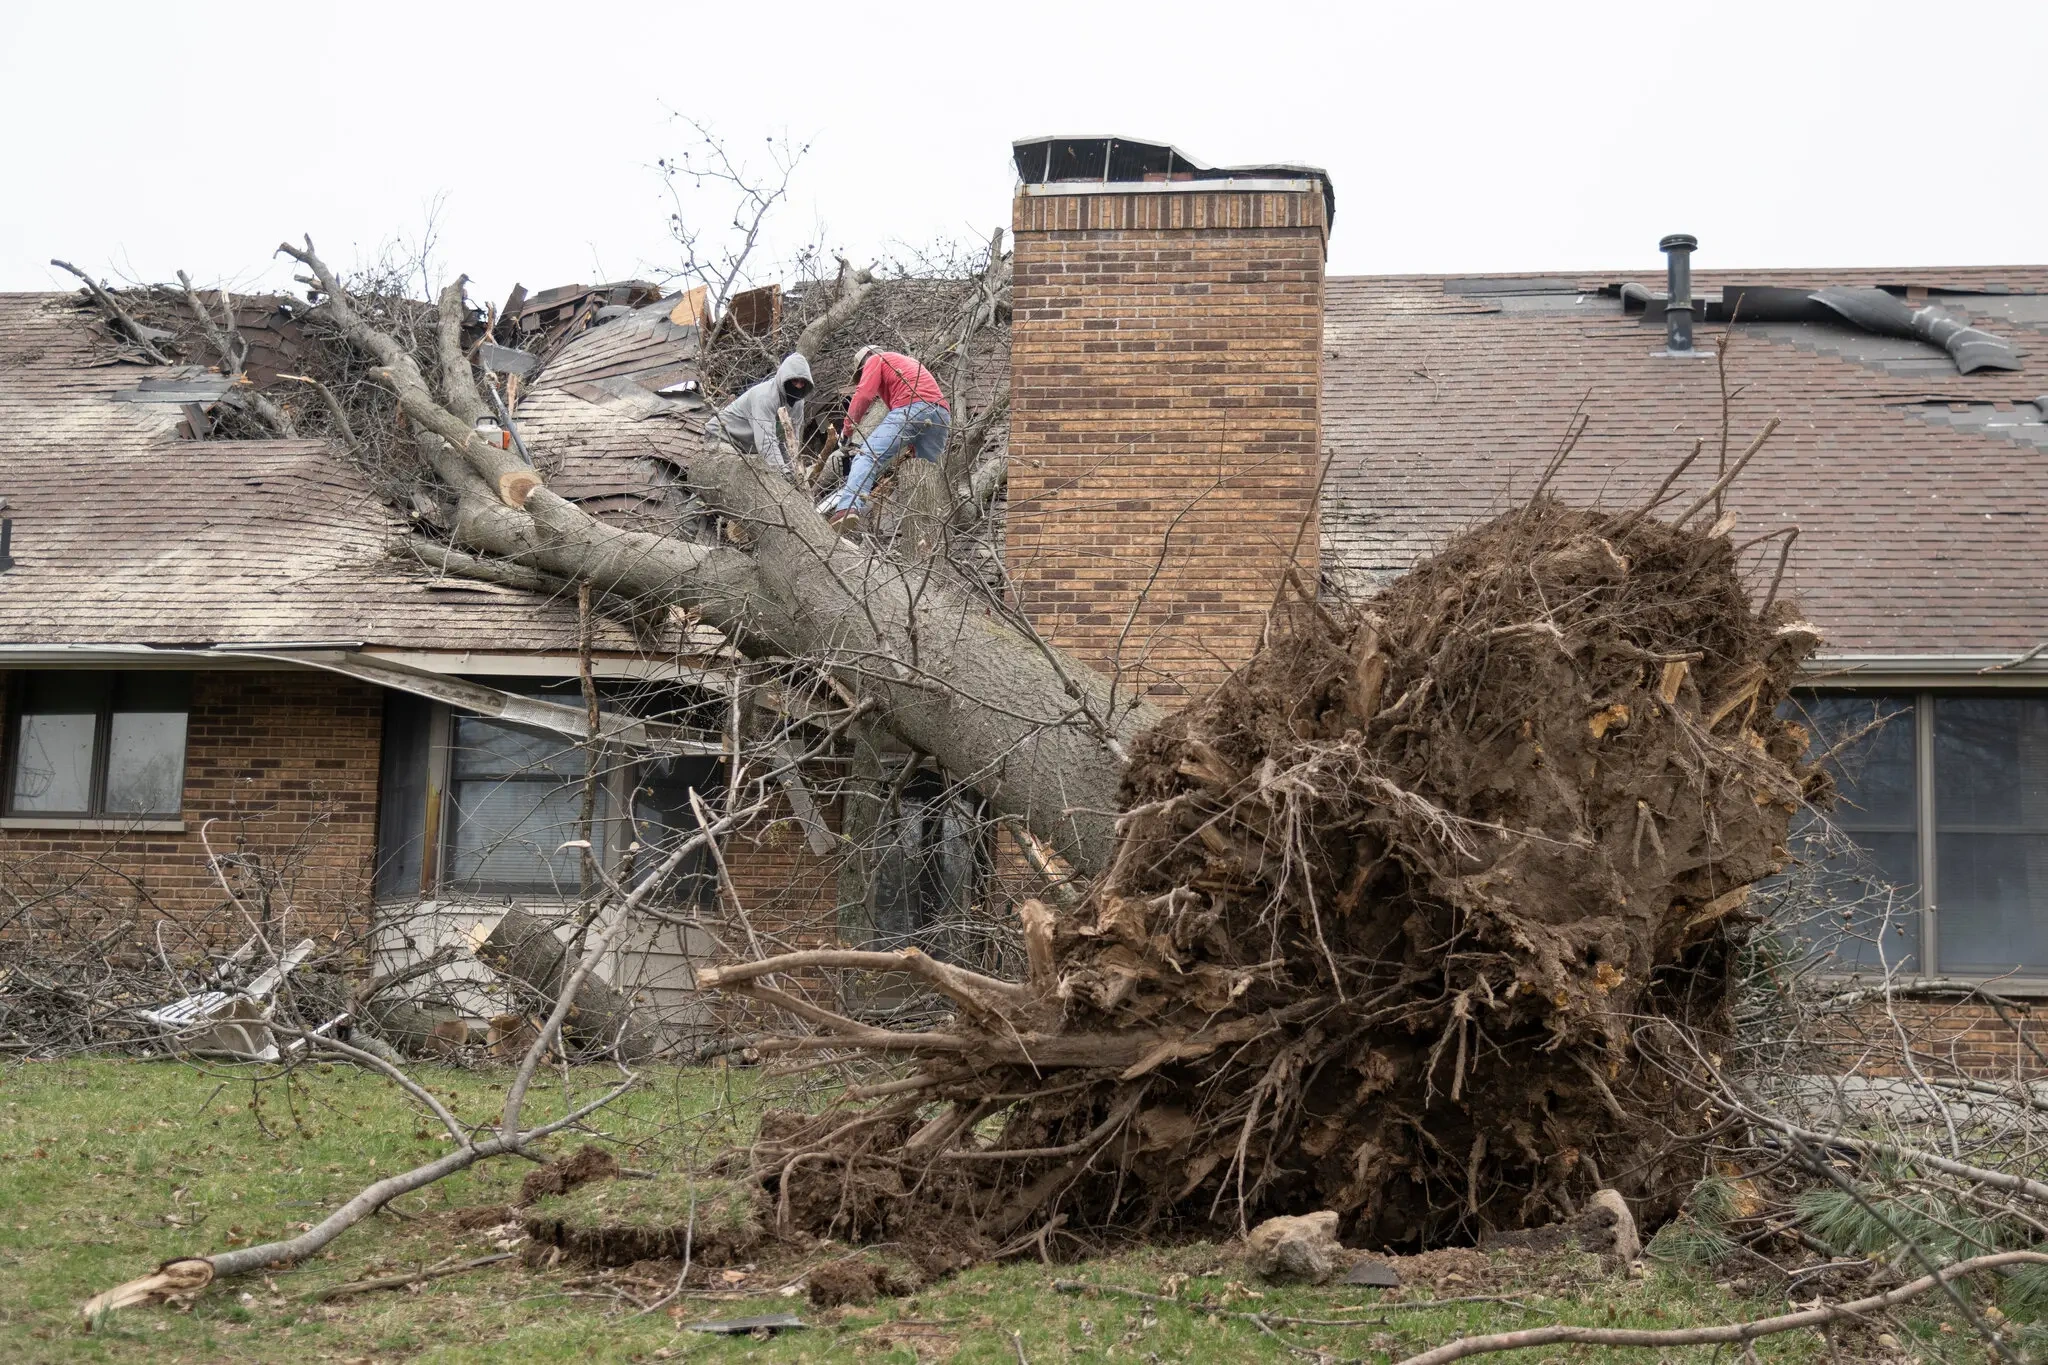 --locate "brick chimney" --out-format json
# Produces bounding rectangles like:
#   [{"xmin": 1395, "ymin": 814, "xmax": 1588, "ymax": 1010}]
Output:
[{"xmin": 1005, "ymin": 136, "xmax": 1331, "ymax": 703}]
